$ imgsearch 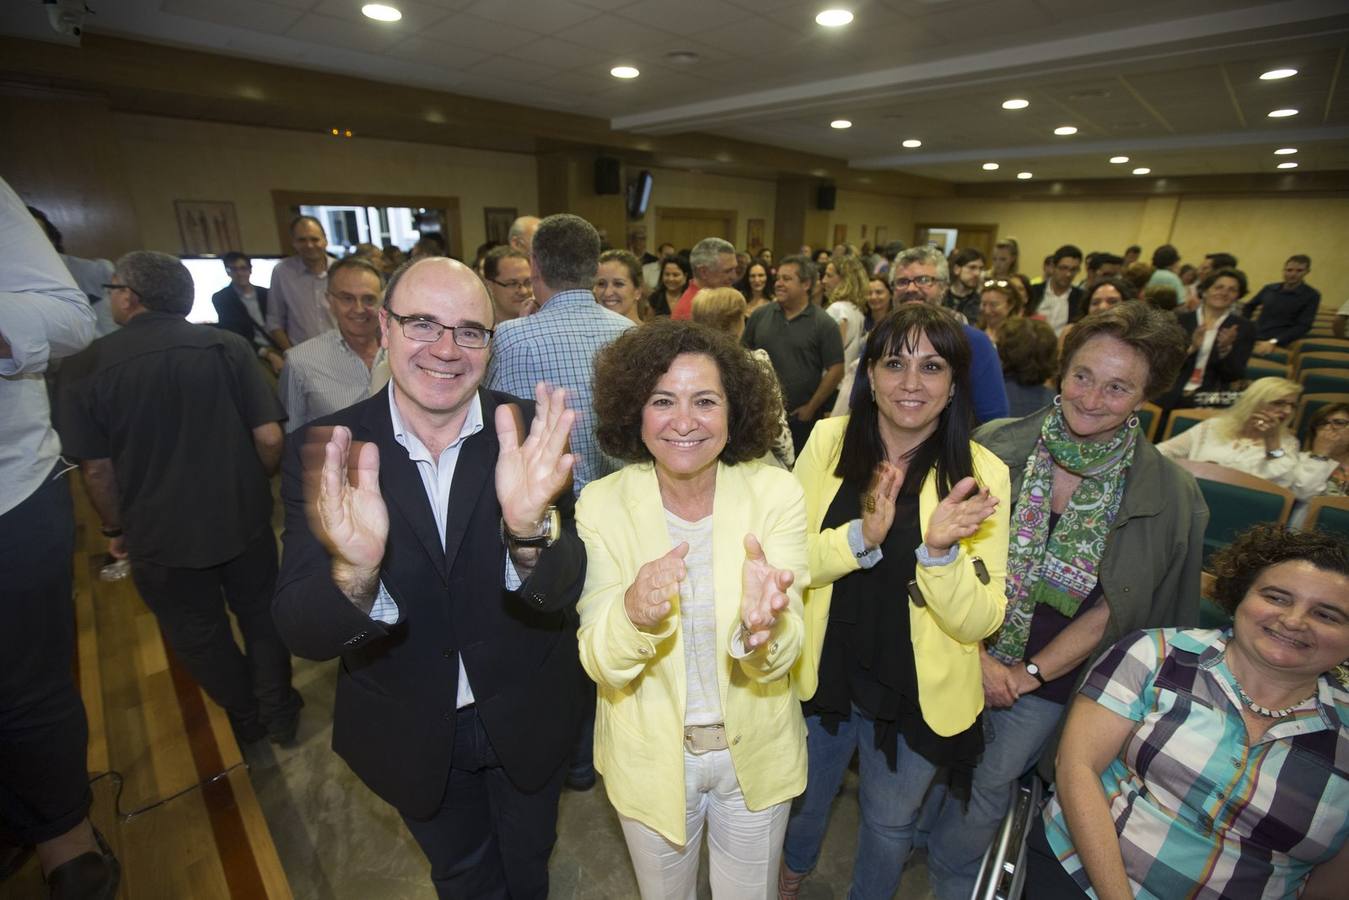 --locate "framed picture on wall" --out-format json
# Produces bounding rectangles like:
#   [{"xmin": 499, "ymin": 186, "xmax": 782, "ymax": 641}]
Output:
[
  {"xmin": 874, "ymin": 226, "xmax": 888, "ymax": 246},
  {"xmin": 484, "ymin": 207, "xmax": 517, "ymax": 245},
  {"xmin": 746, "ymin": 218, "xmax": 764, "ymax": 253},
  {"xmin": 175, "ymin": 200, "xmax": 242, "ymax": 255},
  {"xmin": 832, "ymin": 224, "xmax": 847, "ymax": 247}
]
